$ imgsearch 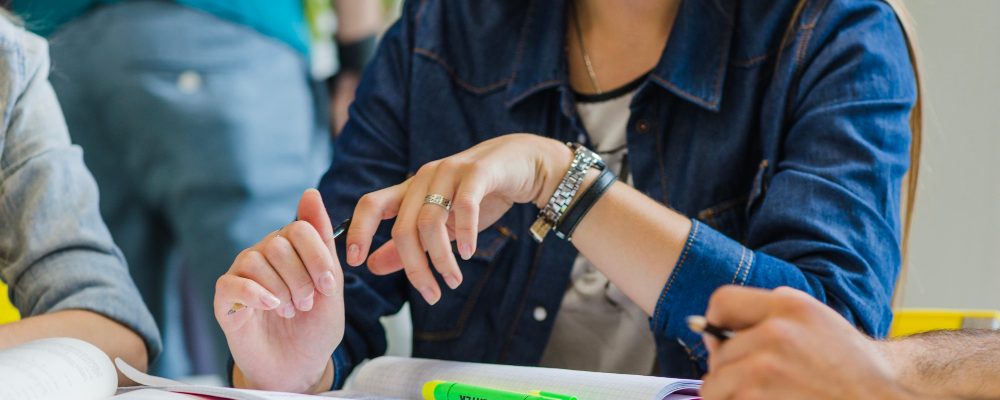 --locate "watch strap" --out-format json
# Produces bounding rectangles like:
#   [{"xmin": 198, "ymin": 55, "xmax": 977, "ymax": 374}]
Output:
[
  {"xmin": 553, "ymin": 166, "xmax": 617, "ymax": 241},
  {"xmin": 530, "ymin": 143, "xmax": 602, "ymax": 242},
  {"xmin": 337, "ymin": 35, "xmax": 378, "ymax": 73}
]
